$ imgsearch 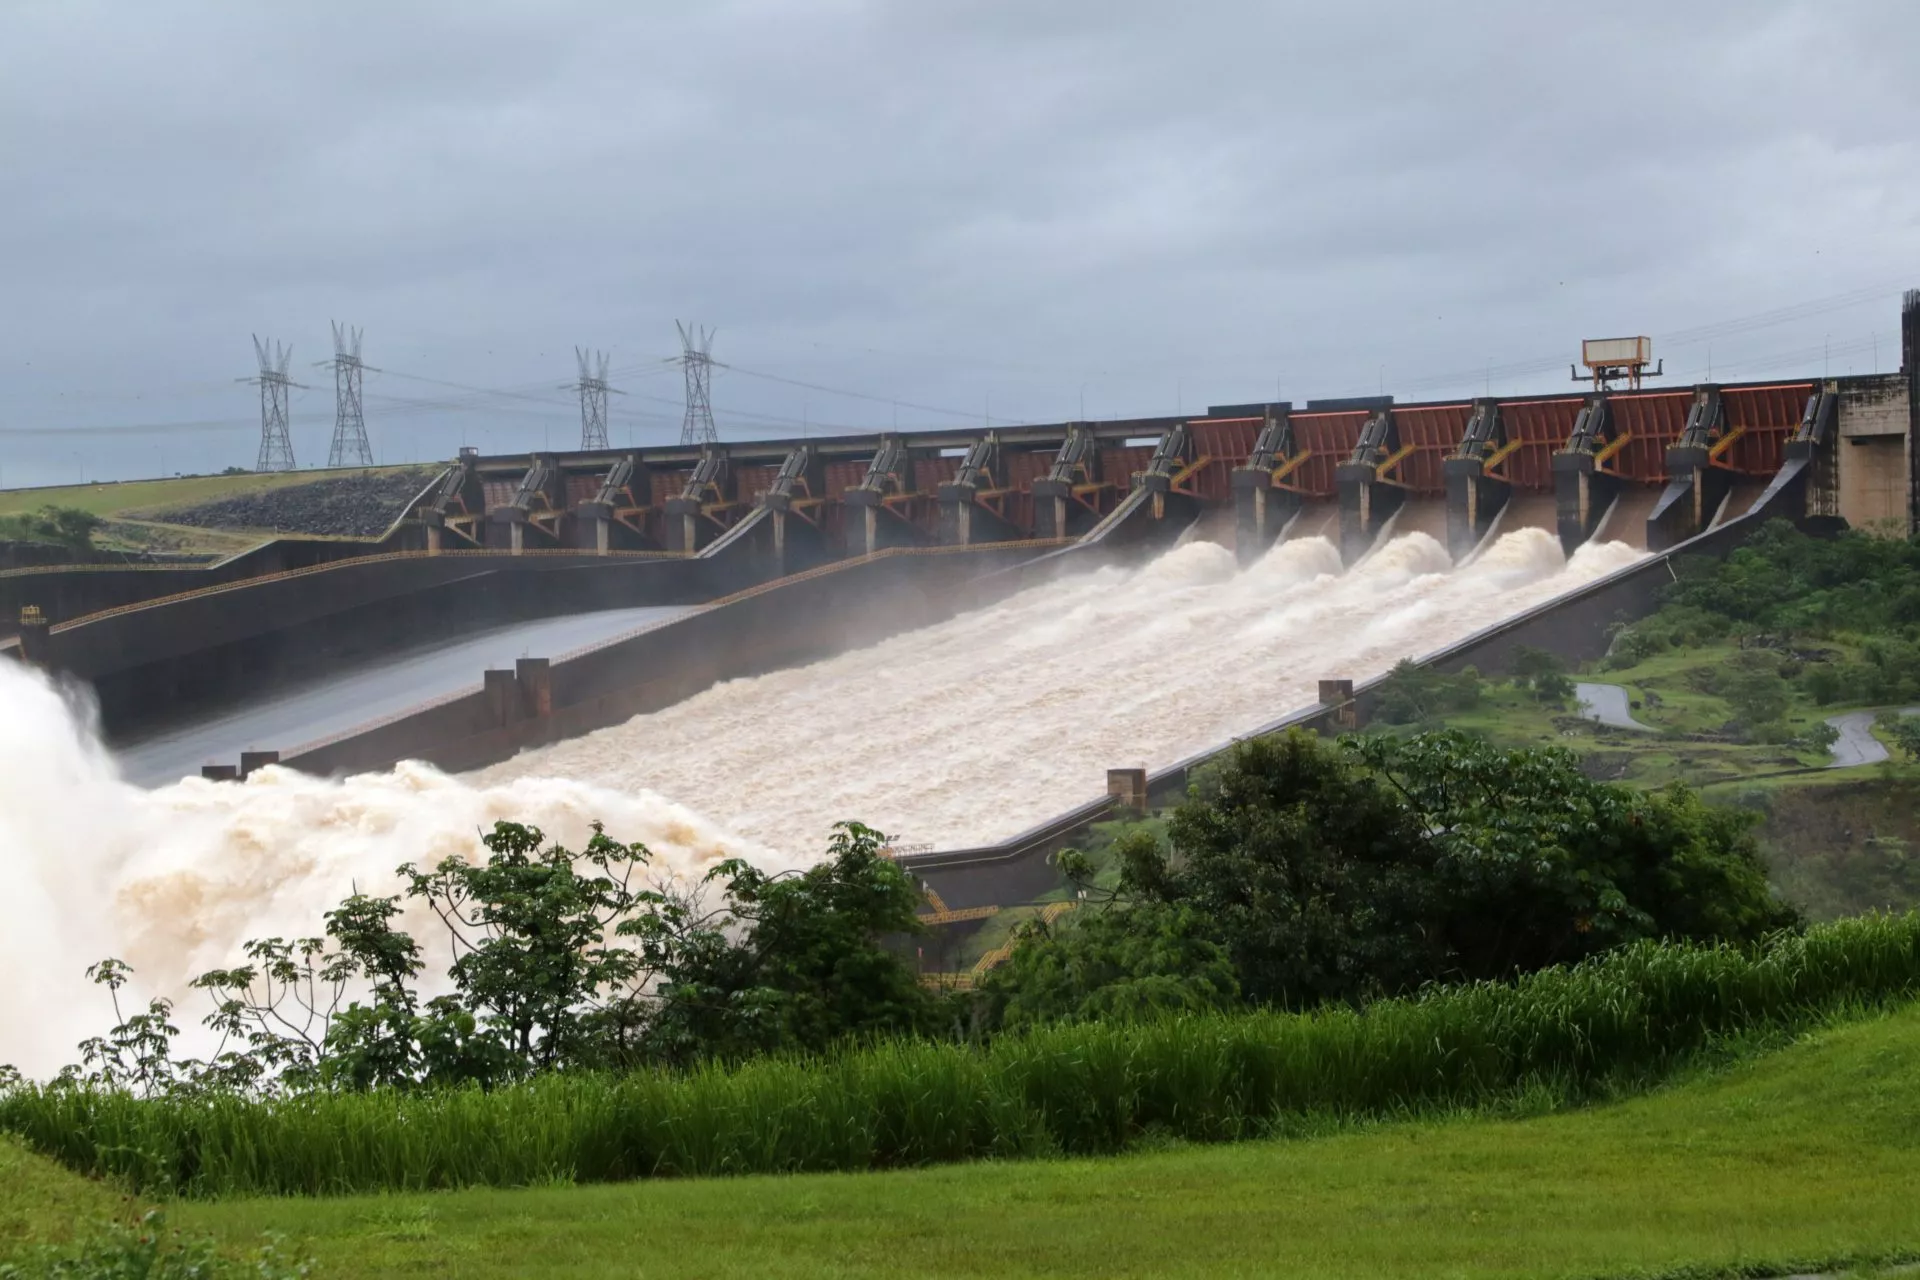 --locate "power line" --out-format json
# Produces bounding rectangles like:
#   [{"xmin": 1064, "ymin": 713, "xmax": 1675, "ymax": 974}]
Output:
[
  {"xmin": 723, "ymin": 362, "xmax": 1024, "ymax": 424},
  {"xmin": 316, "ymin": 321, "xmax": 375, "ymax": 467}
]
